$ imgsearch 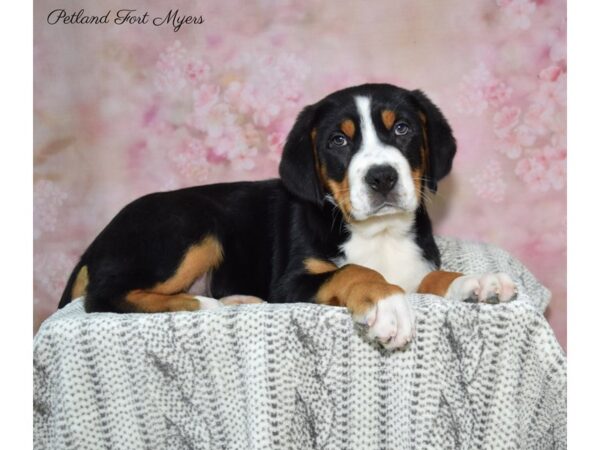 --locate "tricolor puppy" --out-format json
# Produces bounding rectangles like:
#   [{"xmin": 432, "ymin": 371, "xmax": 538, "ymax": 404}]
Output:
[{"xmin": 58, "ymin": 84, "xmax": 516, "ymax": 350}]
